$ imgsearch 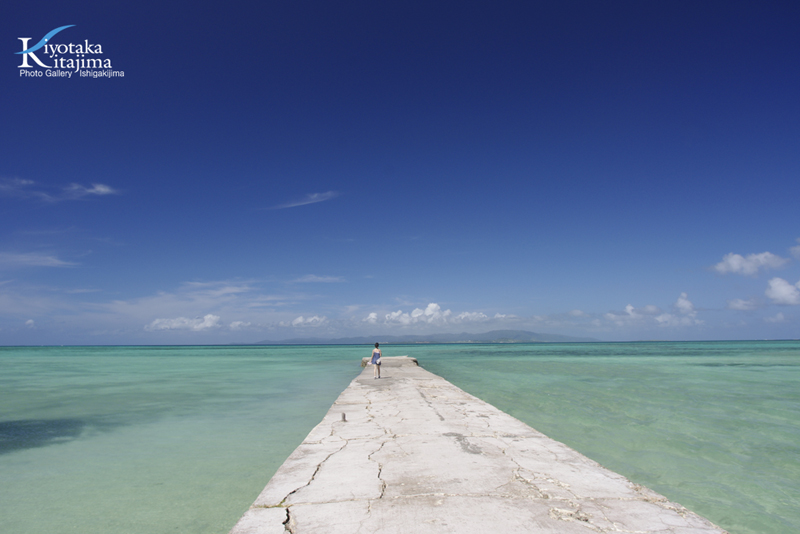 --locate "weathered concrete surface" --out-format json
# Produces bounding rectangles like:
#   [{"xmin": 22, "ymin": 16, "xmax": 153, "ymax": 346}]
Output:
[{"xmin": 230, "ymin": 356, "xmax": 728, "ymax": 534}]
